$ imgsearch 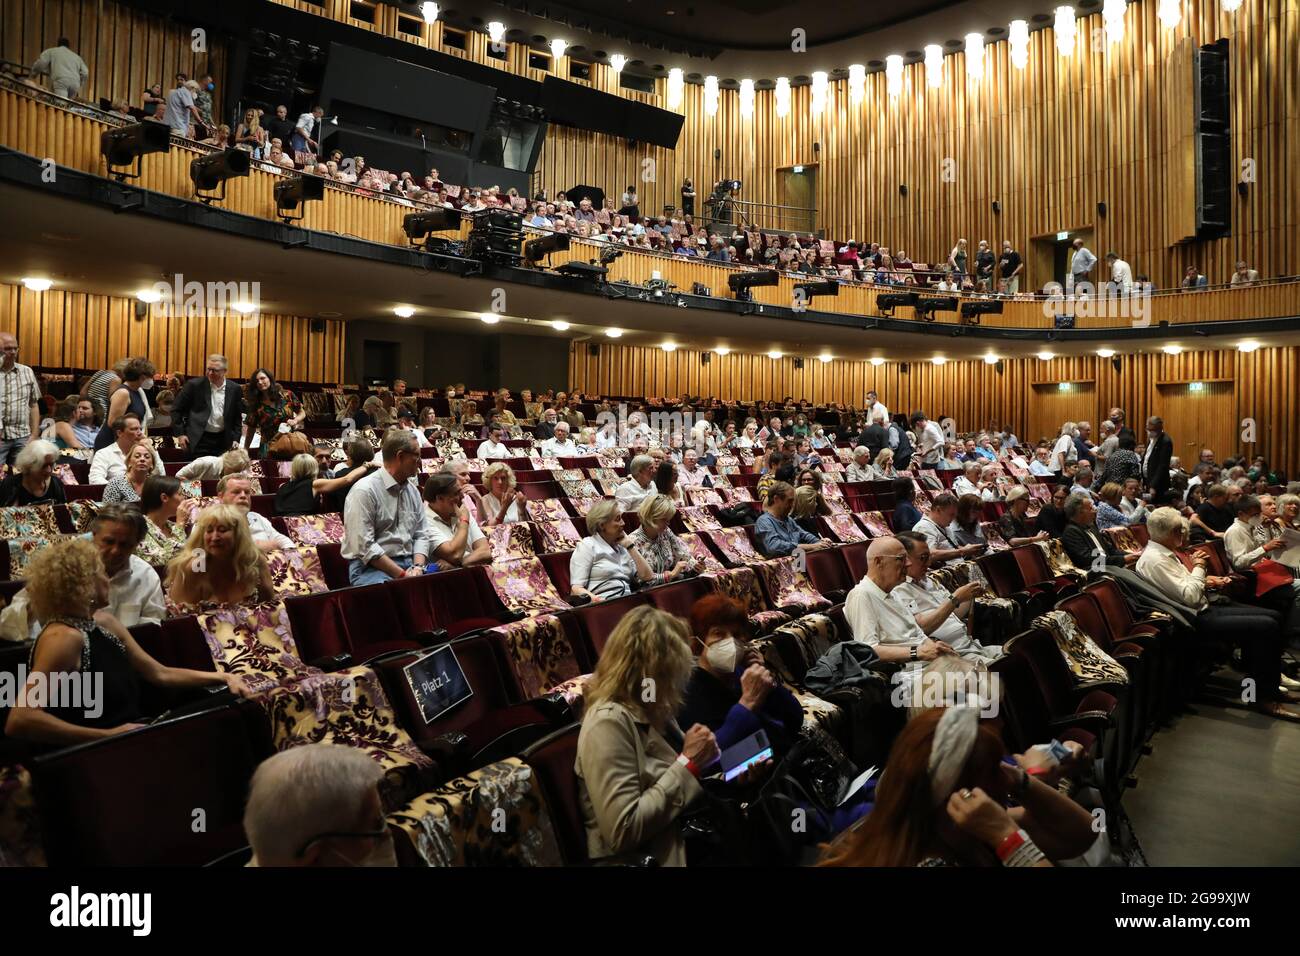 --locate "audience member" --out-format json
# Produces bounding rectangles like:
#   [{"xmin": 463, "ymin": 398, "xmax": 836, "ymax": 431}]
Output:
[
  {"xmin": 754, "ymin": 481, "xmax": 824, "ymax": 558},
  {"xmin": 0, "ymin": 438, "xmax": 65, "ymax": 505},
  {"xmin": 88, "ymin": 413, "xmax": 164, "ymax": 483},
  {"xmin": 478, "ymin": 461, "xmax": 526, "ymax": 527},
  {"xmin": 569, "ymin": 498, "xmax": 653, "ymax": 602},
  {"xmin": 893, "ymin": 532, "xmax": 1000, "ymax": 664},
  {"xmin": 102, "ymin": 442, "xmax": 156, "ymax": 503},
  {"xmin": 341, "ymin": 429, "xmax": 433, "ymax": 585},
  {"xmin": 422, "ymin": 471, "xmax": 492, "ymax": 568},
  {"xmin": 0, "ymin": 331, "xmax": 42, "ymax": 466},
  {"xmin": 628, "ymin": 494, "xmax": 695, "ymax": 582}
]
